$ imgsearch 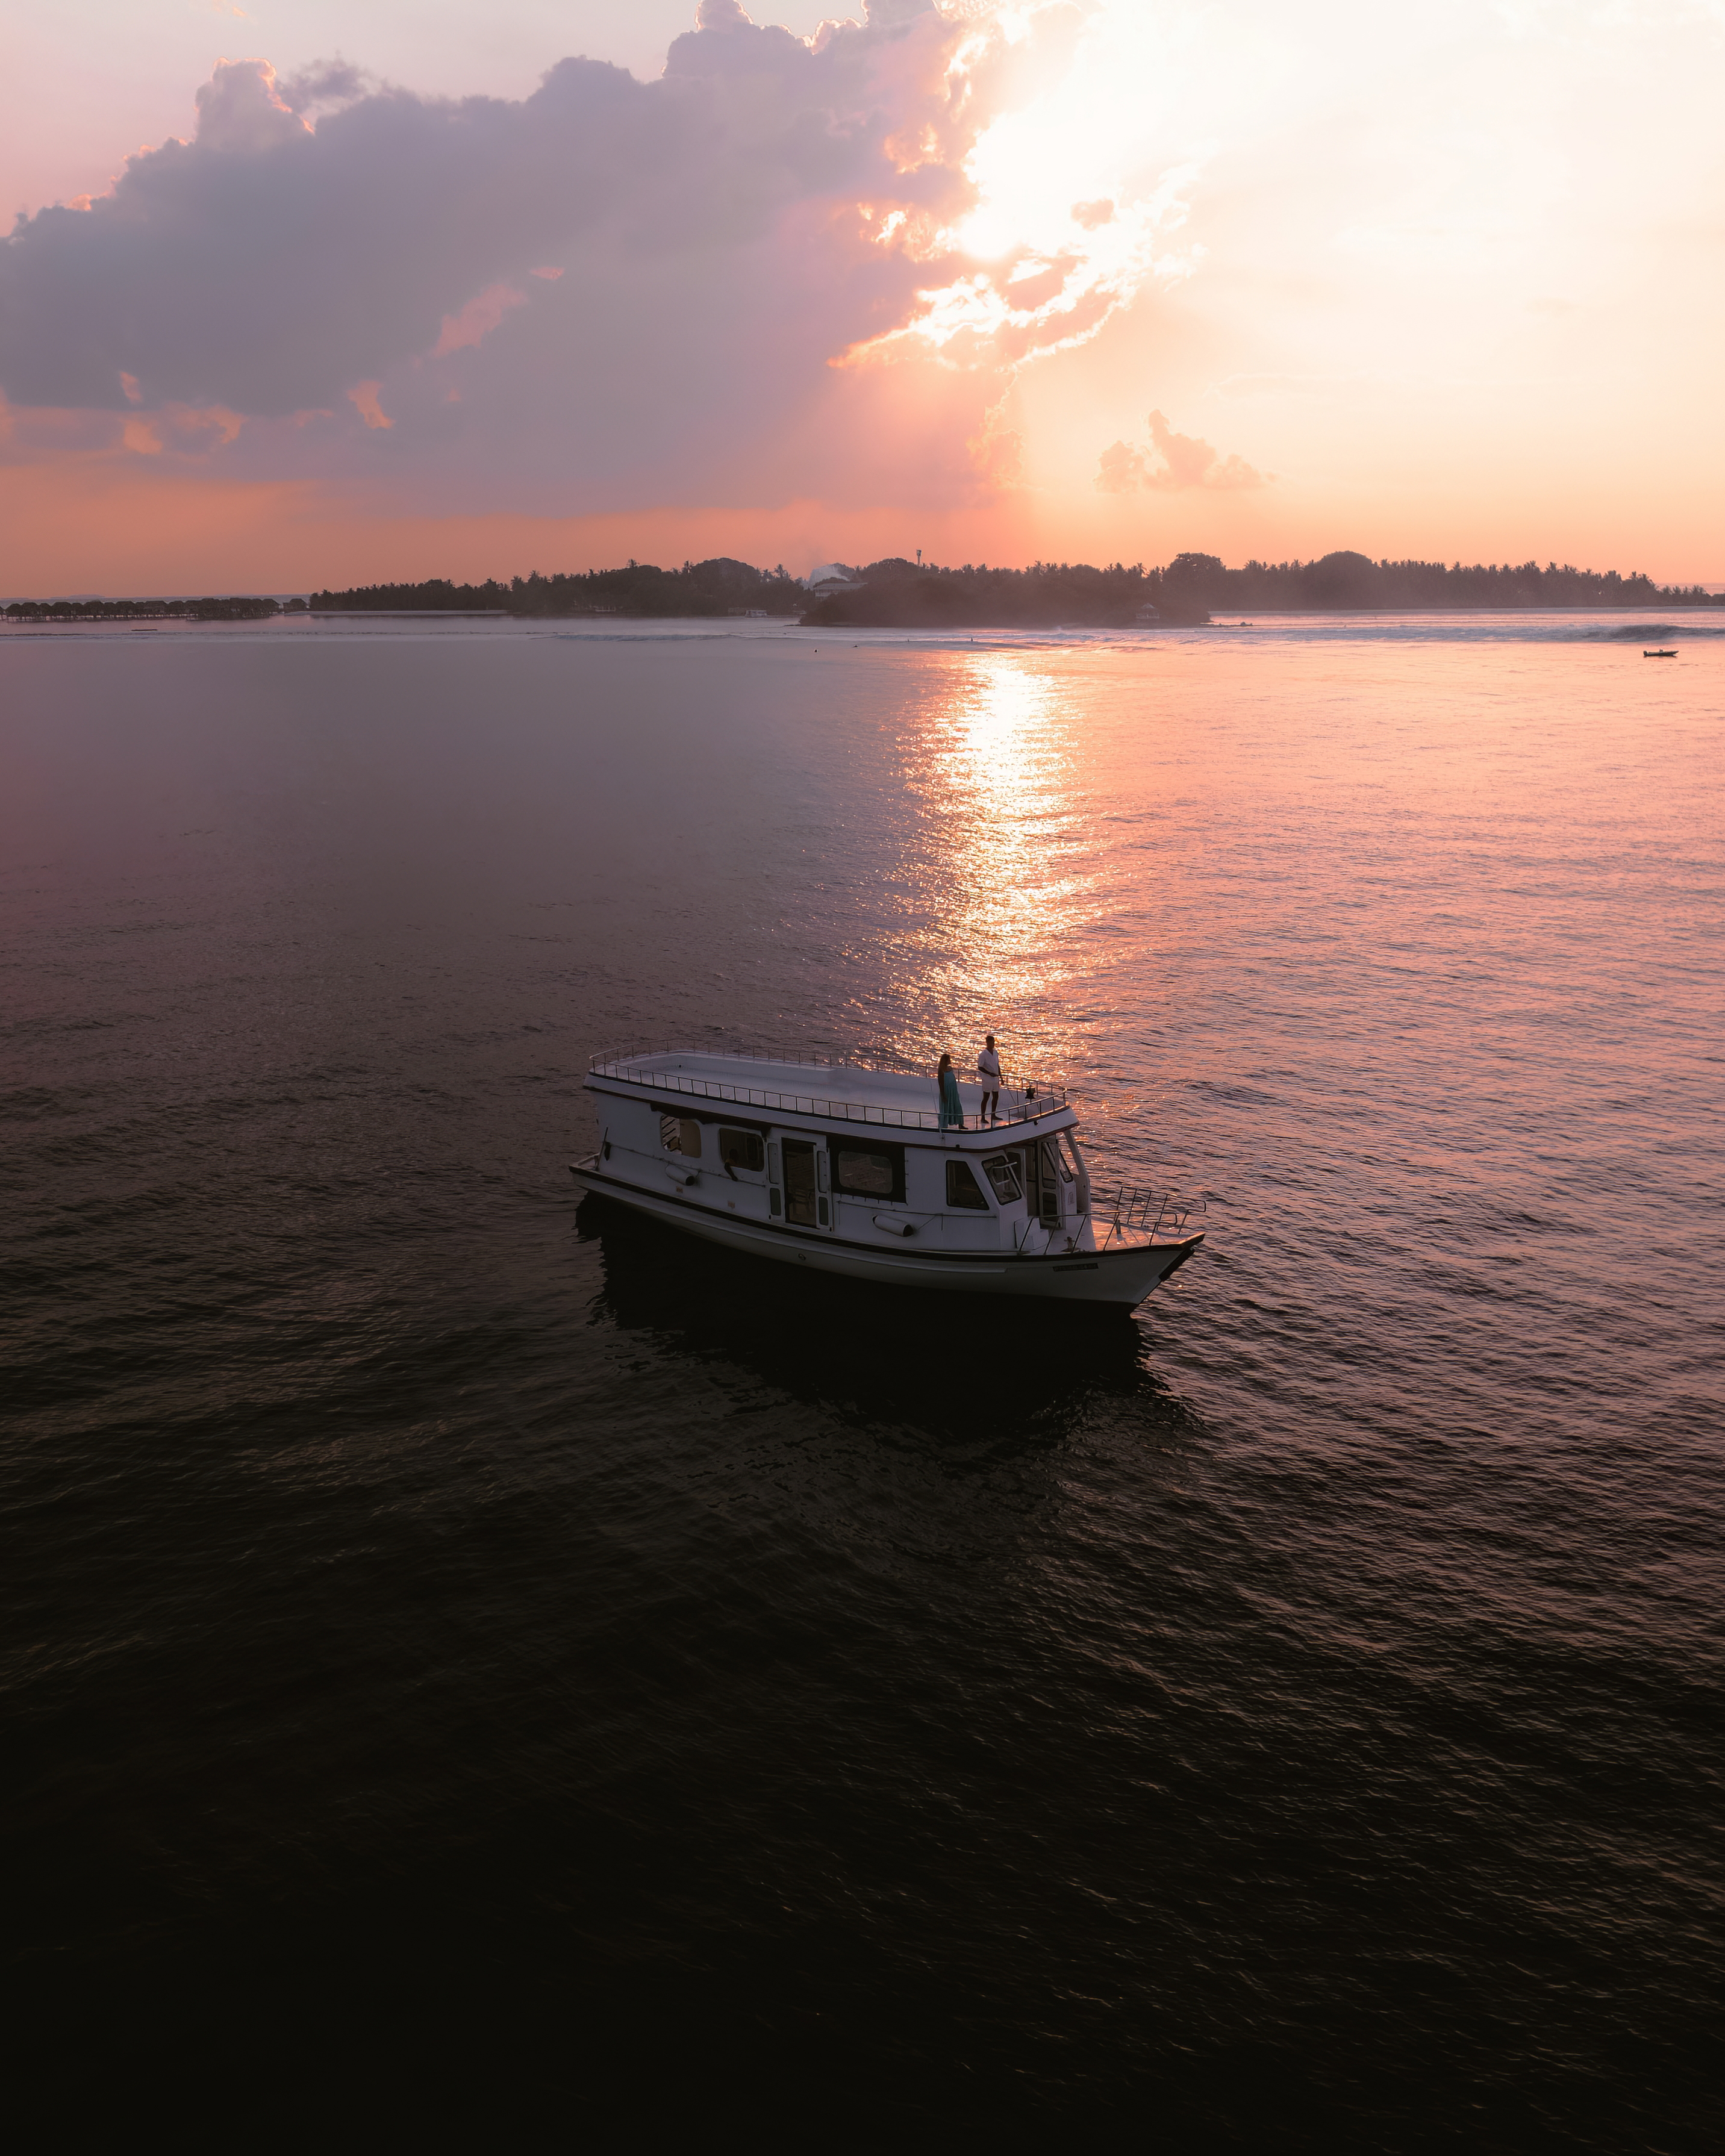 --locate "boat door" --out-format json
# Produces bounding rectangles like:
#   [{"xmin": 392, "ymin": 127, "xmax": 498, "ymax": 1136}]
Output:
[
  {"xmin": 1023, "ymin": 1136, "xmax": 1067, "ymax": 1230},
  {"xmin": 779, "ymin": 1138, "xmax": 833, "ymax": 1230}
]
